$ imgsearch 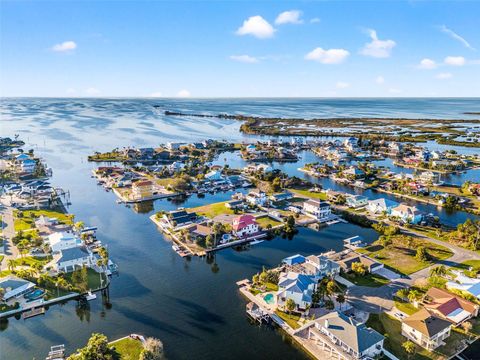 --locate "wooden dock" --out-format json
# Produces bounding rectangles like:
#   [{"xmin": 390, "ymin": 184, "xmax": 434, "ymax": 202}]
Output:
[{"xmin": 23, "ymin": 307, "xmax": 45, "ymax": 319}]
